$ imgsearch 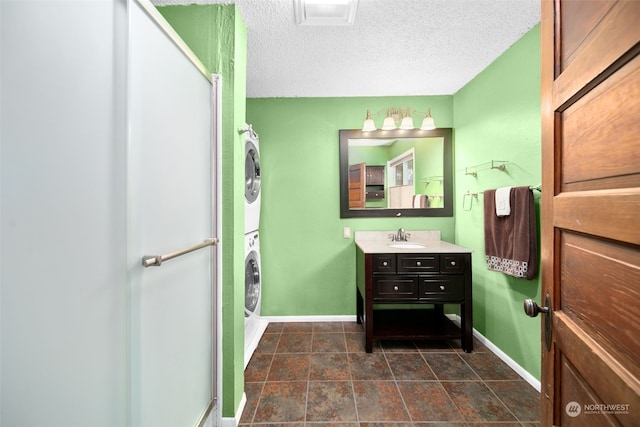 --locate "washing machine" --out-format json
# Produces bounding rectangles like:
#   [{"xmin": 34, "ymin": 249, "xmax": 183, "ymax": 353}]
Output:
[
  {"xmin": 244, "ymin": 230, "xmax": 268, "ymax": 368},
  {"xmin": 244, "ymin": 125, "xmax": 261, "ymax": 234}
]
